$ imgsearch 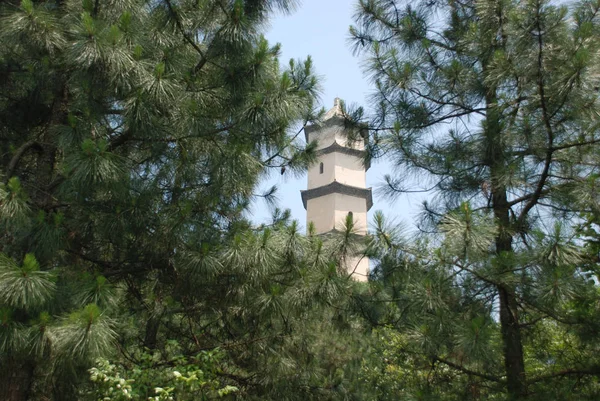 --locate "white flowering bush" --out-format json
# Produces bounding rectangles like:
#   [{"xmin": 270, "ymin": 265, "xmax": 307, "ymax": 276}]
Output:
[
  {"xmin": 86, "ymin": 346, "xmax": 238, "ymax": 400},
  {"xmin": 148, "ymin": 366, "xmax": 238, "ymax": 400},
  {"xmin": 89, "ymin": 358, "xmax": 134, "ymax": 400}
]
